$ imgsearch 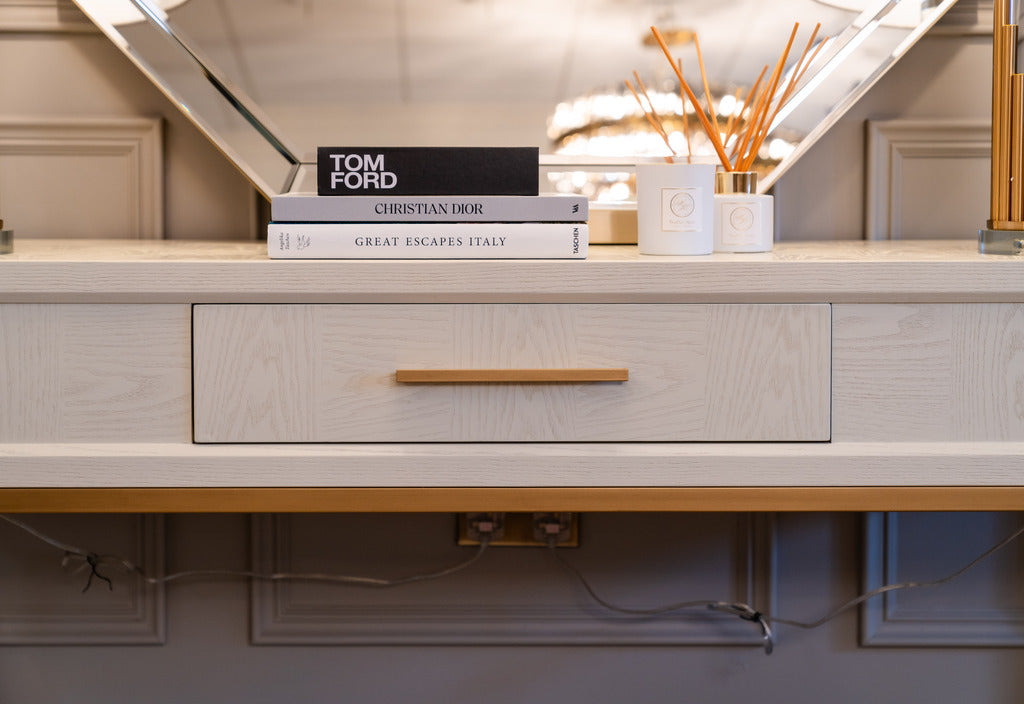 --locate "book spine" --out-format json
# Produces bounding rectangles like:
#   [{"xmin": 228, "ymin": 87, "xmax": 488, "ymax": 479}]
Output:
[
  {"xmin": 271, "ymin": 195, "xmax": 588, "ymax": 223},
  {"xmin": 268, "ymin": 223, "xmax": 587, "ymax": 259},
  {"xmin": 317, "ymin": 147, "xmax": 538, "ymax": 196}
]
